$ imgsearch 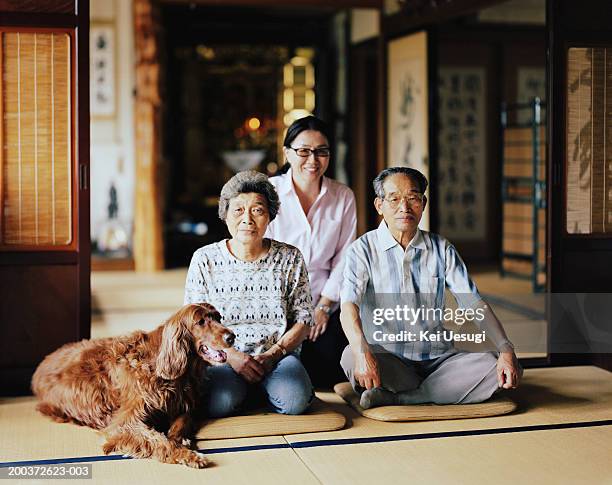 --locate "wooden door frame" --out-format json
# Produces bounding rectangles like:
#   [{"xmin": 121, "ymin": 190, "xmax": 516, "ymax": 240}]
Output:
[
  {"xmin": 0, "ymin": 1, "xmax": 90, "ymax": 394},
  {"xmin": 547, "ymin": 0, "xmax": 612, "ymax": 370},
  {"xmin": 348, "ymin": 37, "xmax": 380, "ymax": 235},
  {"xmin": 0, "ymin": 3, "xmax": 90, "ymax": 338}
]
